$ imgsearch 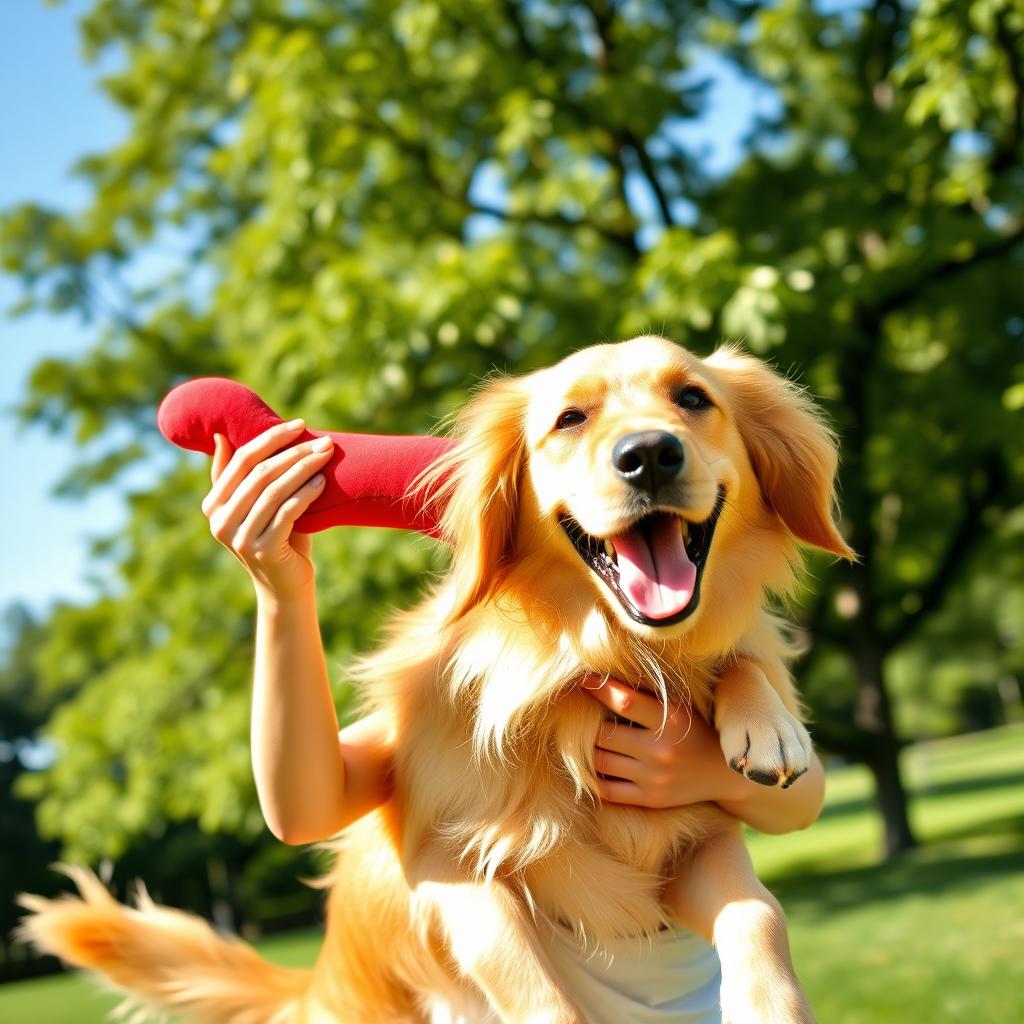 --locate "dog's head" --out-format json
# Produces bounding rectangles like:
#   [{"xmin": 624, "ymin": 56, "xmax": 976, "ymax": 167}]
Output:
[{"xmin": 424, "ymin": 336, "xmax": 852, "ymax": 647}]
